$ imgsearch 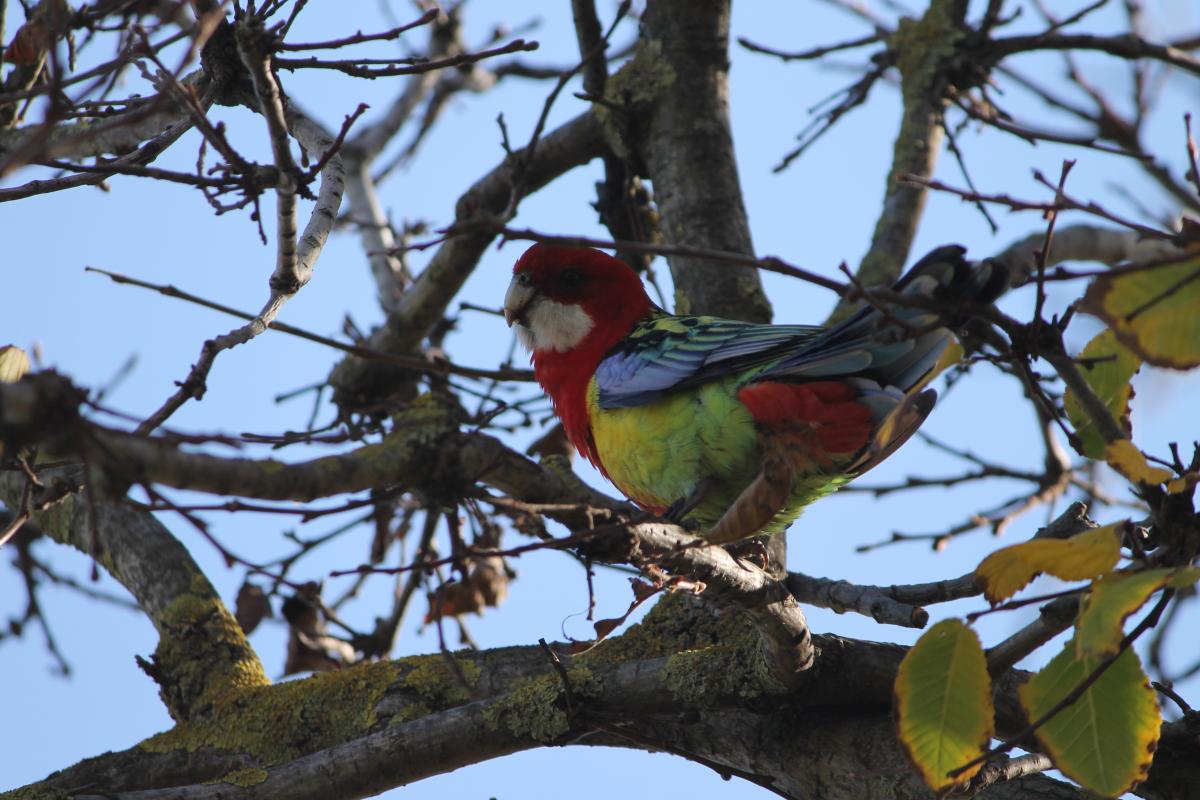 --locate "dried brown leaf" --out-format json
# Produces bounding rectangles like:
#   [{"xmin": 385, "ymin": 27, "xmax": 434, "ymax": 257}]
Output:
[{"xmin": 234, "ymin": 581, "xmax": 272, "ymax": 635}]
